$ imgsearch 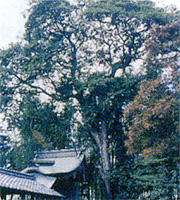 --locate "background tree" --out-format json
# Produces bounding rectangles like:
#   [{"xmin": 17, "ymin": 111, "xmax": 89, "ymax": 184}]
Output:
[
  {"xmin": 0, "ymin": 133, "xmax": 11, "ymax": 168},
  {"xmin": 124, "ymin": 19, "xmax": 180, "ymax": 199},
  {"xmin": 5, "ymin": 96, "xmax": 75, "ymax": 171}
]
